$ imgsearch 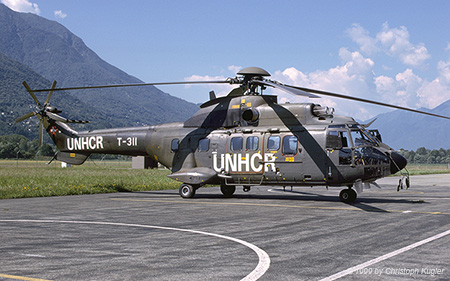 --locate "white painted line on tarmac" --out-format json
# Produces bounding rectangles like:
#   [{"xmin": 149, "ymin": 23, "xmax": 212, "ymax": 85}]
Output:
[
  {"xmin": 0, "ymin": 219, "xmax": 270, "ymax": 281},
  {"xmin": 319, "ymin": 228, "xmax": 450, "ymax": 281}
]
